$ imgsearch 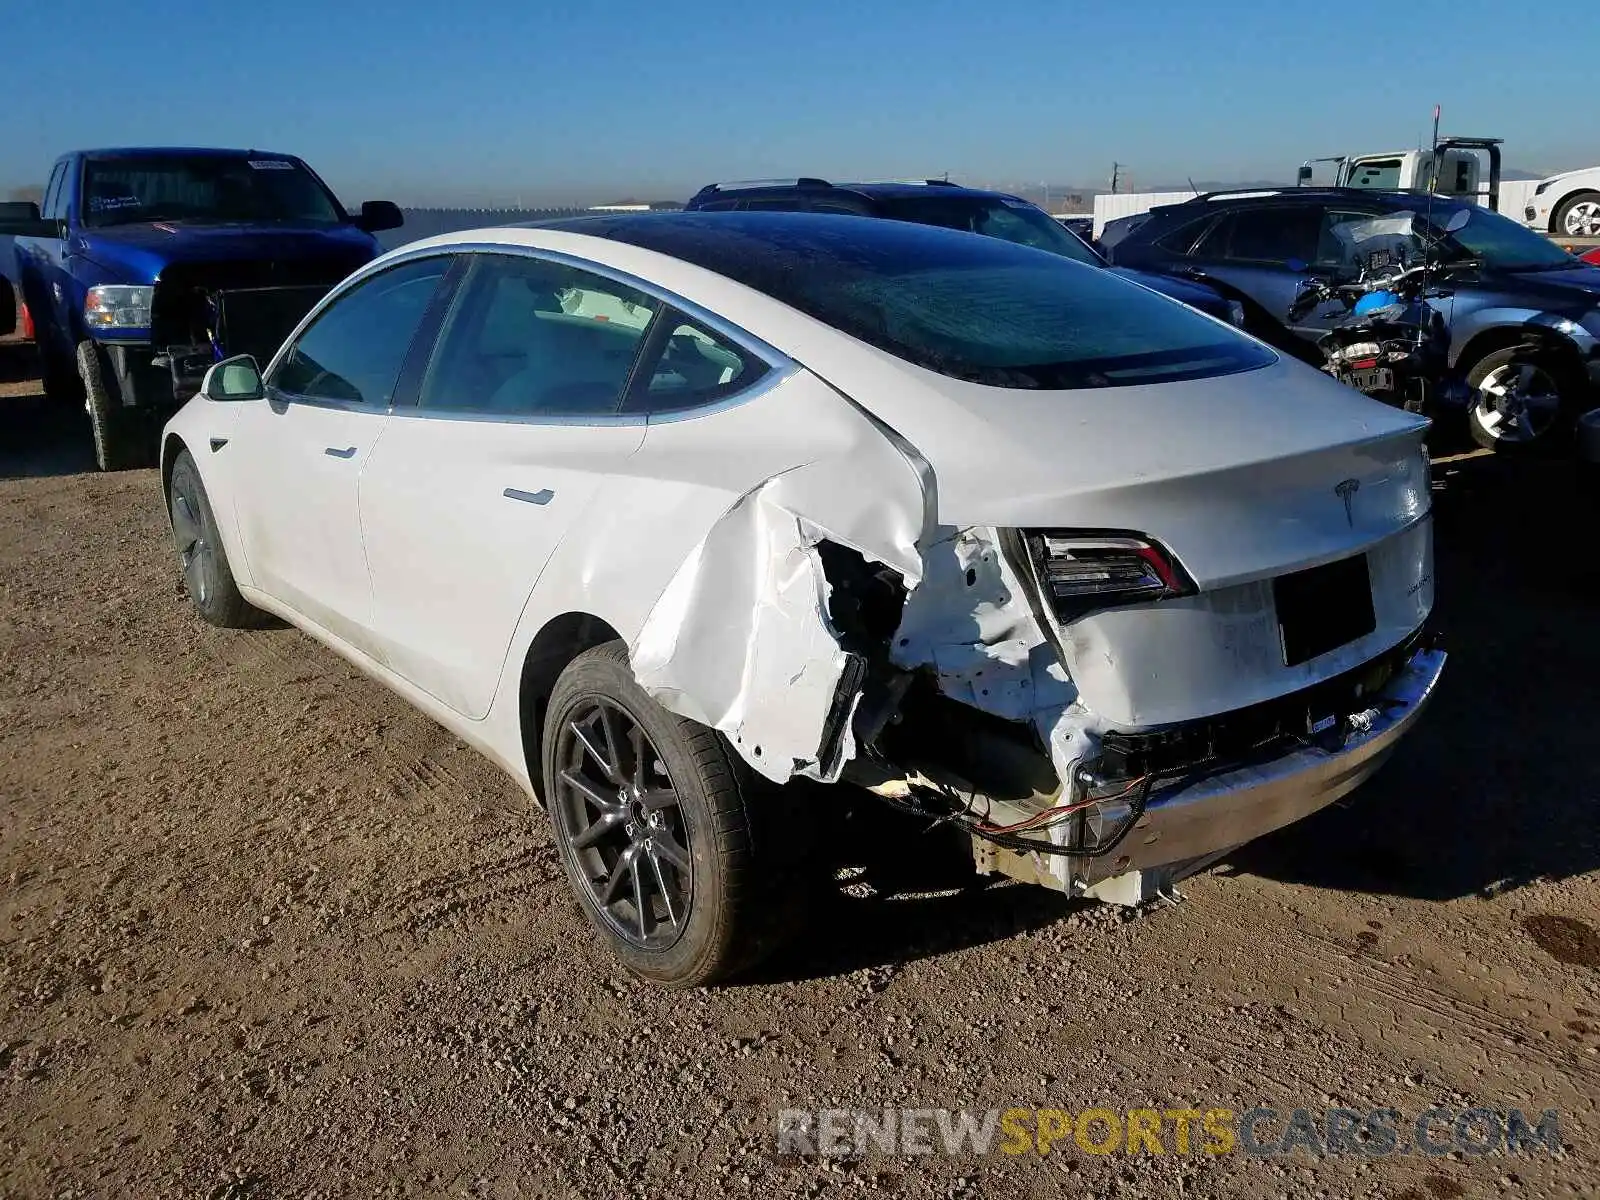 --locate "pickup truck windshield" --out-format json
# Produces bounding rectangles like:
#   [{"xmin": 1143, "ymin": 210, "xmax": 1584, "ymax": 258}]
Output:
[{"xmin": 81, "ymin": 155, "xmax": 344, "ymax": 228}]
